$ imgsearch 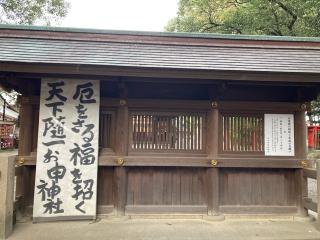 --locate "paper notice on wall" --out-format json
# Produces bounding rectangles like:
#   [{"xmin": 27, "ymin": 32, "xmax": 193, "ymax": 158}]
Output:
[
  {"xmin": 33, "ymin": 78, "xmax": 100, "ymax": 222},
  {"xmin": 264, "ymin": 114, "xmax": 294, "ymax": 156}
]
